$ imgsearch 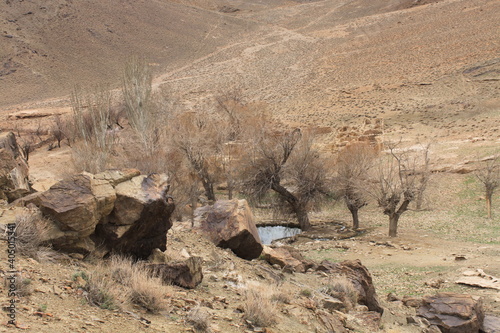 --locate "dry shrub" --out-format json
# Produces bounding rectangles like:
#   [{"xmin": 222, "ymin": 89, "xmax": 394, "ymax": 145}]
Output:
[
  {"xmin": 14, "ymin": 209, "xmax": 51, "ymax": 259},
  {"xmin": 187, "ymin": 306, "xmax": 212, "ymax": 332},
  {"xmin": 321, "ymin": 277, "xmax": 359, "ymax": 311},
  {"xmin": 109, "ymin": 255, "xmax": 169, "ymax": 313},
  {"xmin": 83, "ymin": 269, "xmax": 118, "ymax": 310},
  {"xmin": 4, "ymin": 273, "xmax": 33, "ymax": 297},
  {"xmin": 243, "ymin": 284, "xmax": 278, "ymax": 327}
]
